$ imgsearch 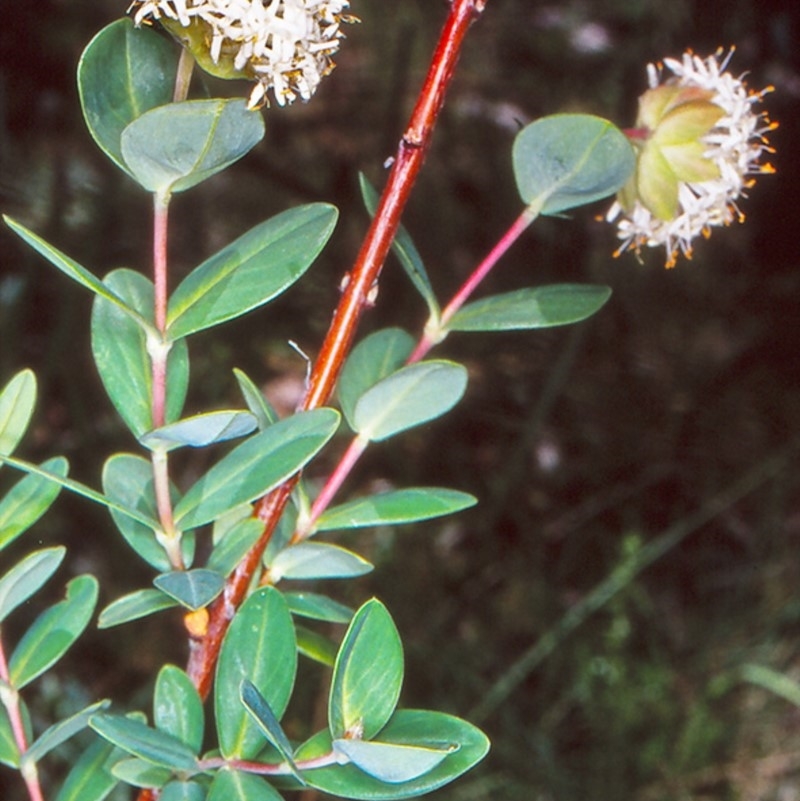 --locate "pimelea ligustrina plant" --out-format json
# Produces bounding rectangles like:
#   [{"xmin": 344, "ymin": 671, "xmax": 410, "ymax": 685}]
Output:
[{"xmin": 0, "ymin": 2, "xmax": 775, "ymax": 800}]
